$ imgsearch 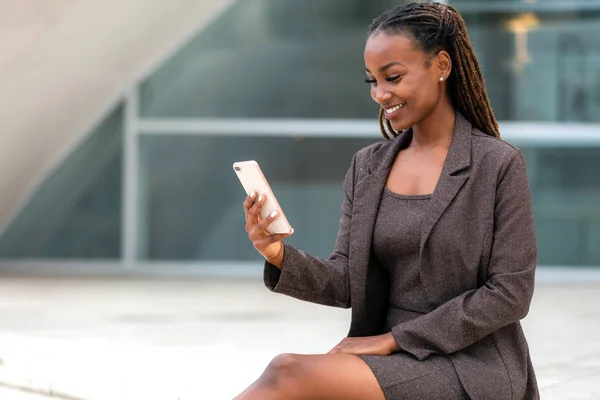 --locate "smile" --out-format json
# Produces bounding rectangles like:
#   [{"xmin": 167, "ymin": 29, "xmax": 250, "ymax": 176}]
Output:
[{"xmin": 384, "ymin": 103, "xmax": 406, "ymax": 114}]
